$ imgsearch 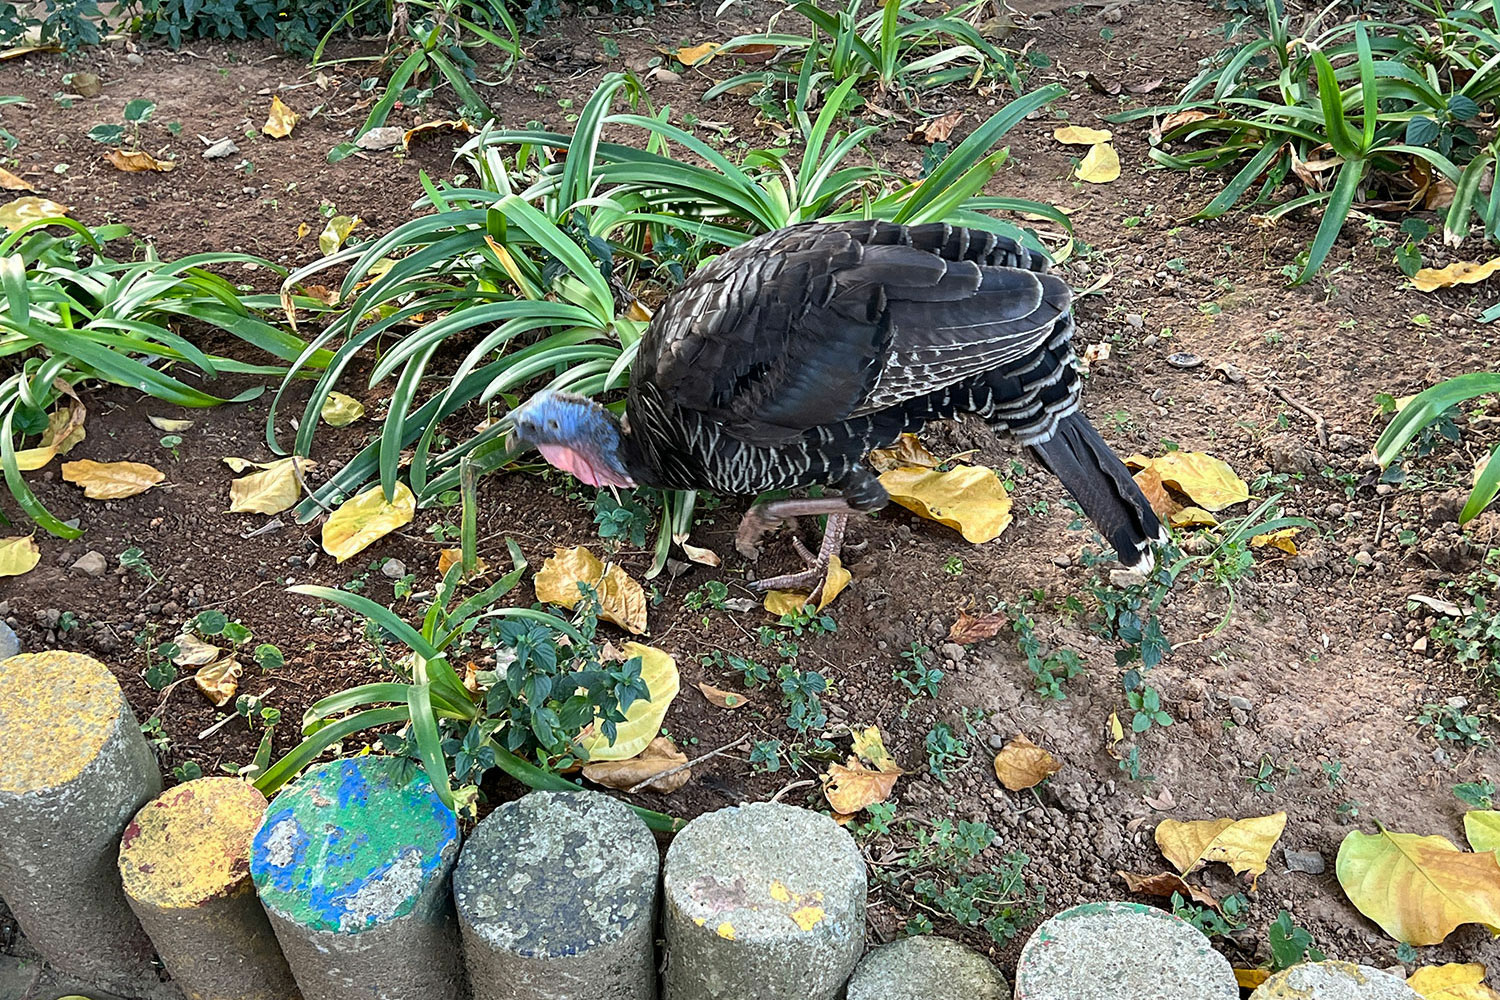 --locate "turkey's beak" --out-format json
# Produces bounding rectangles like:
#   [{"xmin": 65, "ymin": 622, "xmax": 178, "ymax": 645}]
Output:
[{"xmin": 497, "ymin": 412, "xmax": 528, "ymax": 455}]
